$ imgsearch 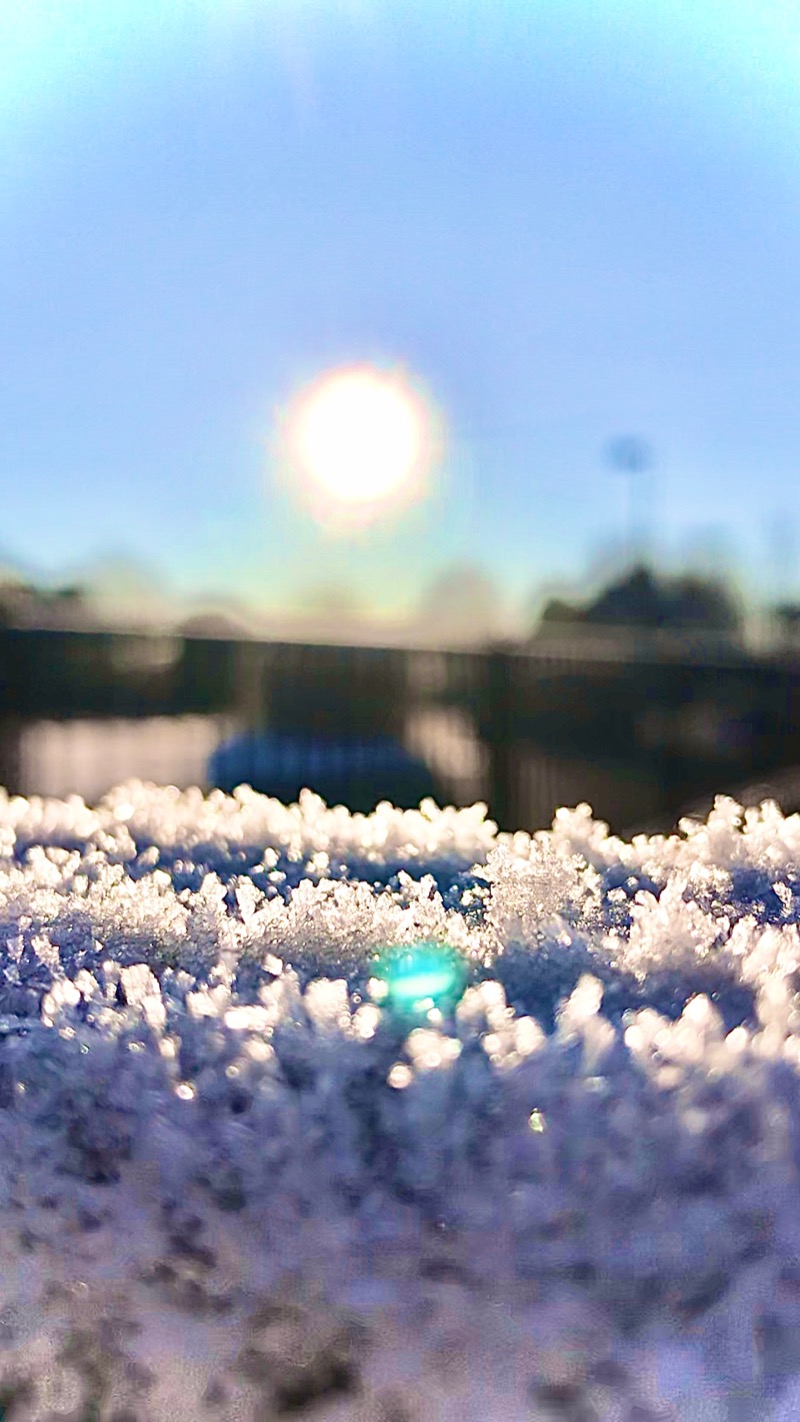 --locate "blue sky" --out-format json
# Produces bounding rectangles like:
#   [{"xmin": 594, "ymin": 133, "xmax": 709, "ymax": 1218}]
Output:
[{"xmin": 3, "ymin": 0, "xmax": 800, "ymax": 628}]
